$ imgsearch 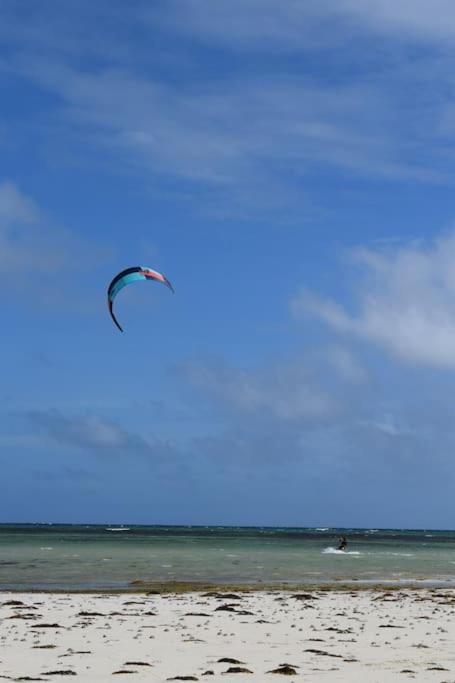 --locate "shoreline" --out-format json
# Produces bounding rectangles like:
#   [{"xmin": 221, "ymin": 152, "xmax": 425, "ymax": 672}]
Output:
[{"xmin": 2, "ymin": 579, "xmax": 455, "ymax": 594}]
